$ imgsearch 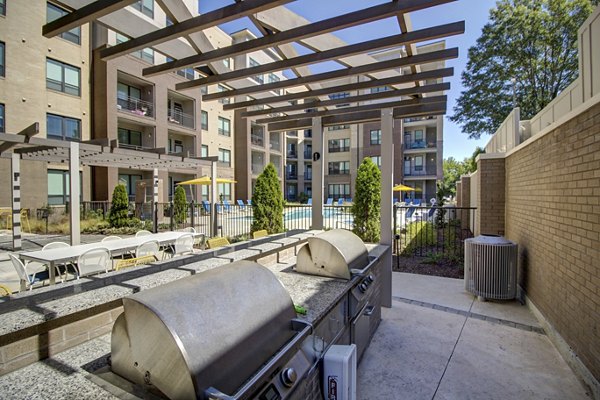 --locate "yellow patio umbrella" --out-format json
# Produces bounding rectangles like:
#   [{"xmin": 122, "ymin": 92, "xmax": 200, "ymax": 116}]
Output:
[
  {"xmin": 392, "ymin": 184, "xmax": 415, "ymax": 192},
  {"xmin": 176, "ymin": 176, "xmax": 237, "ymax": 185}
]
